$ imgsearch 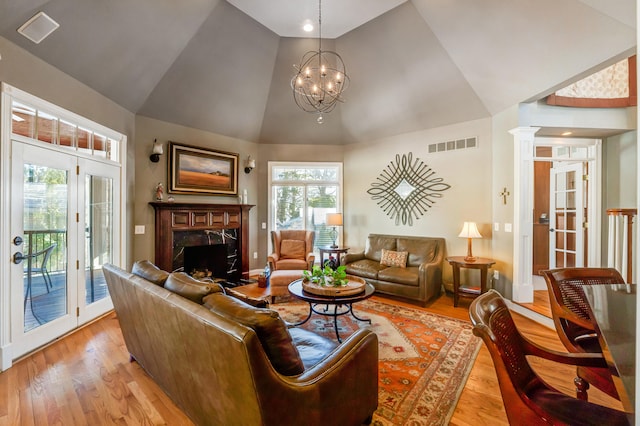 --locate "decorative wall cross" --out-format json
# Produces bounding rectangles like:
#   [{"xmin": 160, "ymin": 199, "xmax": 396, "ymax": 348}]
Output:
[{"xmin": 499, "ymin": 187, "xmax": 510, "ymax": 205}]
